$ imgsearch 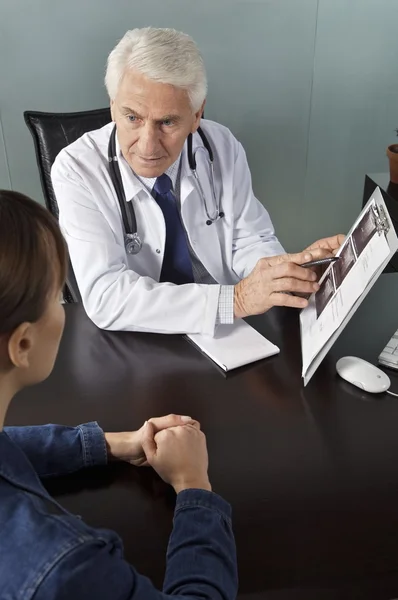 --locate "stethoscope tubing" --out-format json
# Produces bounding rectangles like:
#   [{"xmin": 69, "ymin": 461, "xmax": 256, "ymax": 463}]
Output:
[{"xmin": 107, "ymin": 124, "xmax": 223, "ymax": 253}]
